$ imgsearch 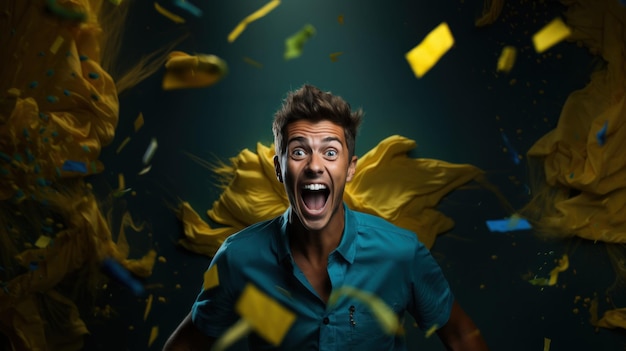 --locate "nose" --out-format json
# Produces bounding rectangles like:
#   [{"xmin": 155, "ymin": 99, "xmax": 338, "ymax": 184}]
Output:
[{"xmin": 306, "ymin": 153, "xmax": 324, "ymax": 175}]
